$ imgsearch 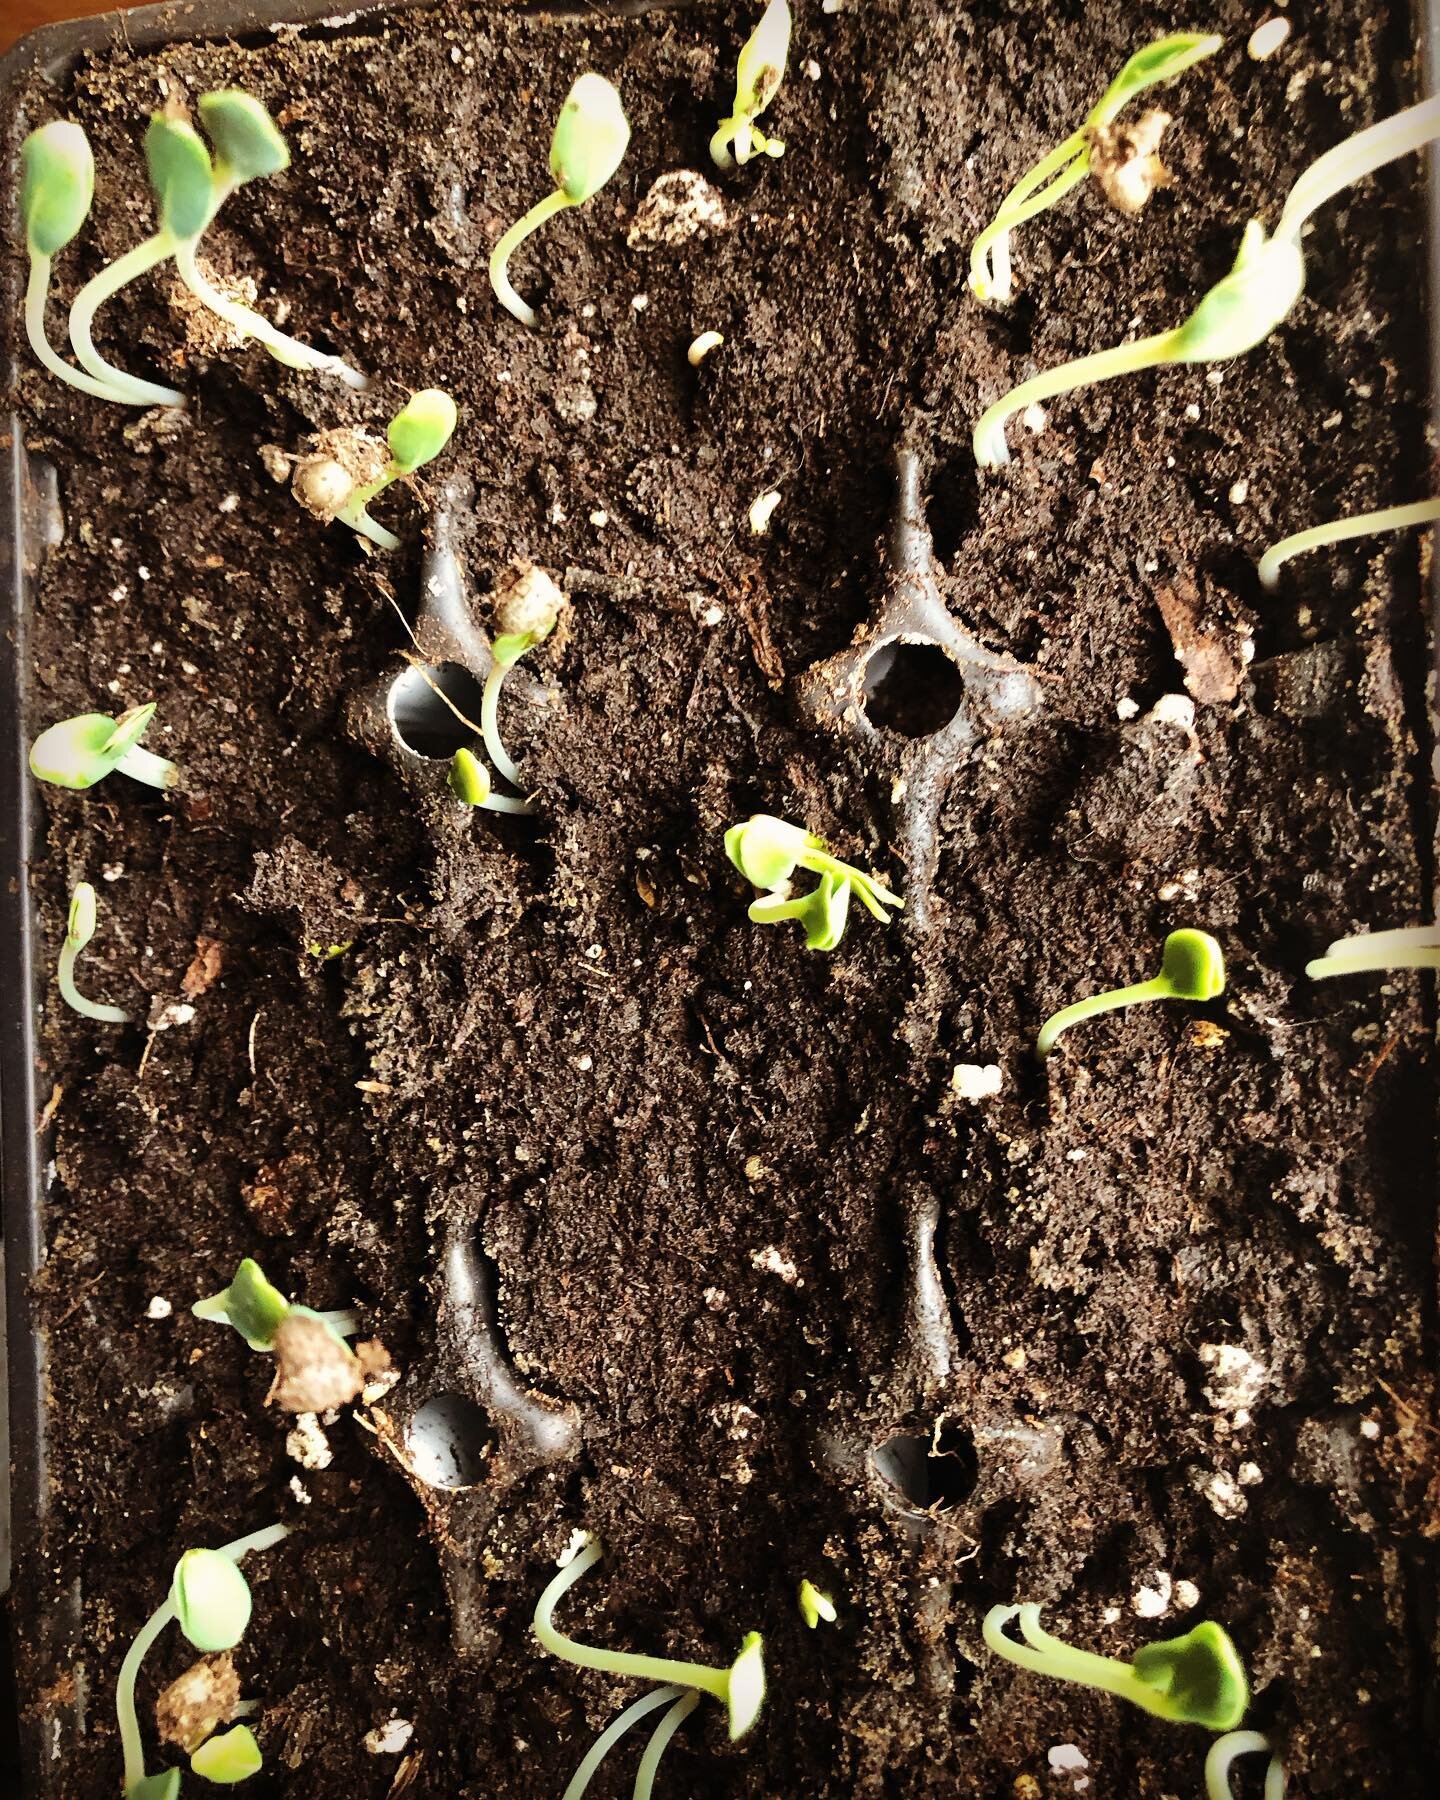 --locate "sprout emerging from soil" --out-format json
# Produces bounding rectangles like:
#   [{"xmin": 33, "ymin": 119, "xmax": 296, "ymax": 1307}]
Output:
[
  {"xmin": 189, "ymin": 1725, "xmax": 263, "ymax": 1785},
  {"xmin": 29, "ymin": 703, "xmax": 178, "ymax": 792},
  {"xmin": 711, "ymin": 0, "xmax": 792, "ymax": 171},
  {"xmin": 490, "ymin": 72, "xmax": 631, "ymax": 327},
  {"xmin": 536, "ymin": 1536, "xmax": 765, "ymax": 1799},
  {"xmin": 68, "ymin": 93, "xmax": 366, "ymax": 407},
  {"xmin": 798, "ymin": 1579, "xmax": 837, "ymax": 1628},
  {"xmin": 19, "ymin": 120, "xmax": 139, "ymax": 402},
  {"xmin": 1206, "ymin": 1731, "xmax": 1287, "ymax": 1800},
  {"xmin": 969, "ymin": 32, "xmax": 1222, "ymax": 304},
  {"xmin": 117, "ymin": 1524, "xmax": 288, "ymax": 1798},
  {"xmin": 58, "ymin": 882, "xmax": 130, "ymax": 1024},
  {"xmin": 1305, "ymin": 924, "xmax": 1440, "ymax": 982},
  {"xmin": 1036, "ymin": 927, "xmax": 1224, "ymax": 1059},
  {"xmin": 193, "ymin": 1256, "xmax": 386, "ymax": 1413},
  {"xmin": 319, "ymin": 390, "xmax": 459, "ymax": 550},
  {"xmin": 725, "ymin": 813, "xmax": 904, "ymax": 952},
  {"xmin": 984, "ymin": 1604, "xmax": 1248, "ymax": 1731},
  {"xmin": 974, "ymin": 95, "xmax": 1440, "ymax": 468},
  {"xmin": 479, "ymin": 561, "xmax": 569, "ymax": 802},
  {"xmin": 1258, "ymin": 497, "xmax": 1440, "ymax": 590}
]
